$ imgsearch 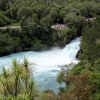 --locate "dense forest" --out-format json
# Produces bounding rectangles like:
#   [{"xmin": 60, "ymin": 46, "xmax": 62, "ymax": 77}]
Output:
[
  {"xmin": 0, "ymin": 0, "xmax": 100, "ymax": 100},
  {"xmin": 0, "ymin": 0, "xmax": 100, "ymax": 56}
]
